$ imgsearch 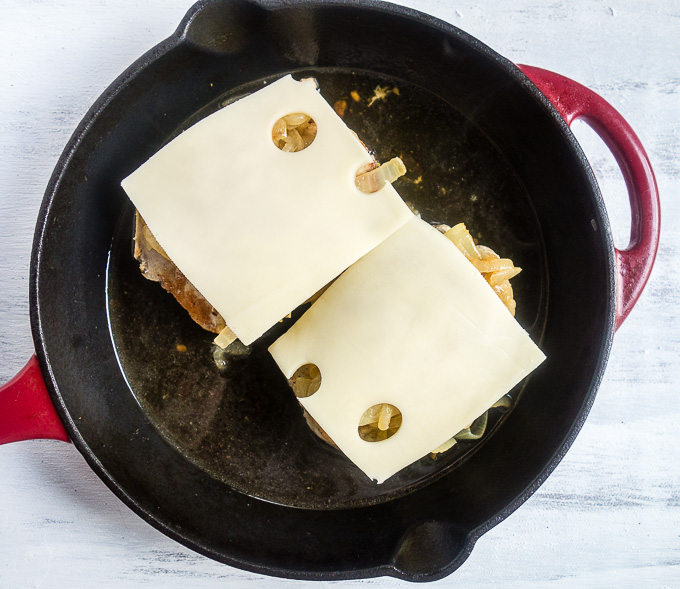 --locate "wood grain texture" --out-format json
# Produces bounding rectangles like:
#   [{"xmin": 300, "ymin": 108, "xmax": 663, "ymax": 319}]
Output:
[{"xmin": 1, "ymin": 0, "xmax": 677, "ymax": 587}]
